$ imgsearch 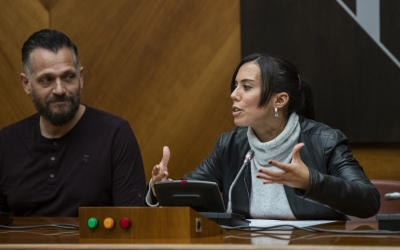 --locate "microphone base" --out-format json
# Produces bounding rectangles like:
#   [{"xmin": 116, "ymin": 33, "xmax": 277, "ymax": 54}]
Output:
[
  {"xmin": 200, "ymin": 212, "xmax": 250, "ymax": 227},
  {"xmin": 0, "ymin": 212, "xmax": 14, "ymax": 226},
  {"xmin": 376, "ymin": 213, "xmax": 400, "ymax": 231}
]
